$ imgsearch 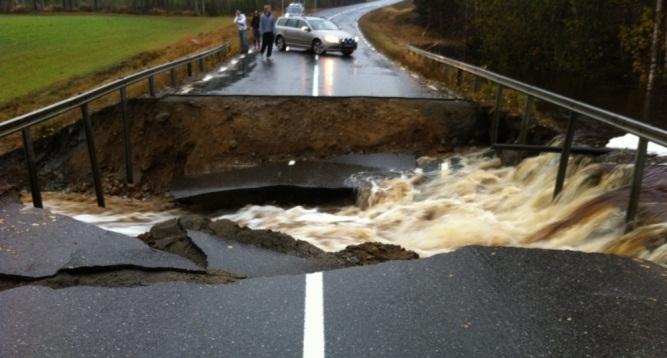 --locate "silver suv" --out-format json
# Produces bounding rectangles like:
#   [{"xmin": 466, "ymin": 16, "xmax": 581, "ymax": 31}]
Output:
[
  {"xmin": 286, "ymin": 2, "xmax": 305, "ymax": 17},
  {"xmin": 275, "ymin": 16, "xmax": 358, "ymax": 56}
]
